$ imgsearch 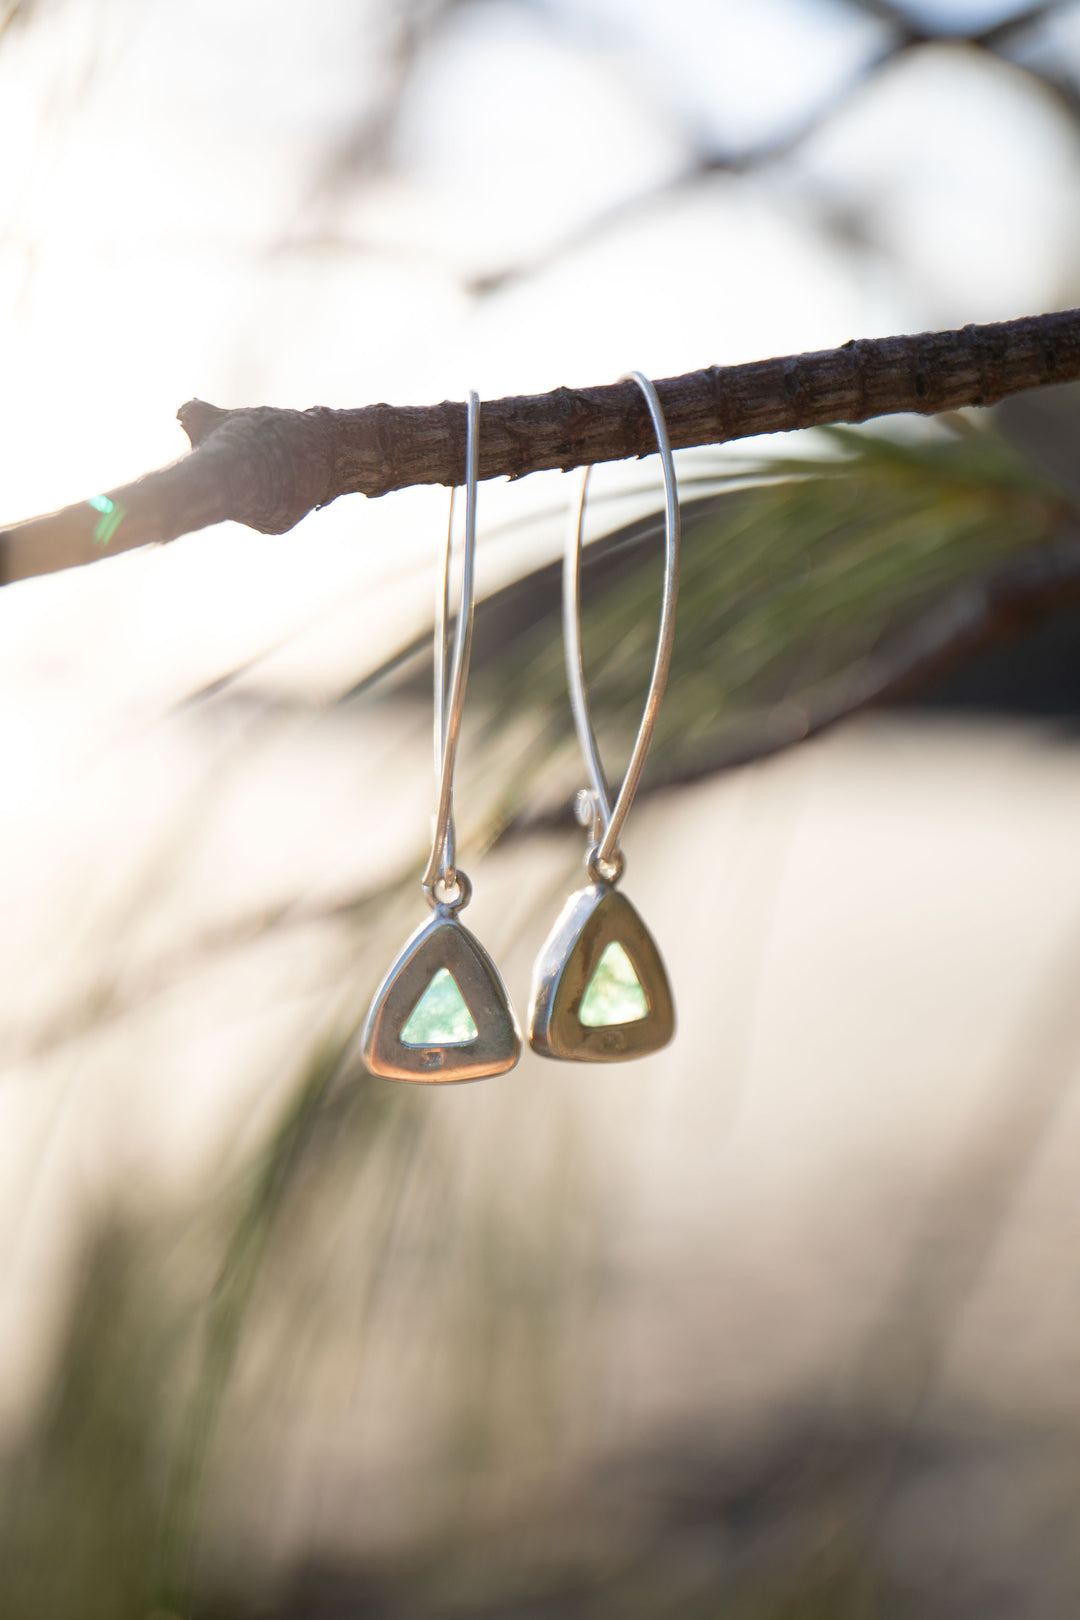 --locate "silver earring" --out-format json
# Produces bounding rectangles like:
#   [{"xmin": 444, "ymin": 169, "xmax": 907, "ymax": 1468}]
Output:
[
  {"xmin": 528, "ymin": 371, "xmax": 678, "ymax": 1063},
  {"xmin": 362, "ymin": 392, "xmax": 522, "ymax": 1083}
]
